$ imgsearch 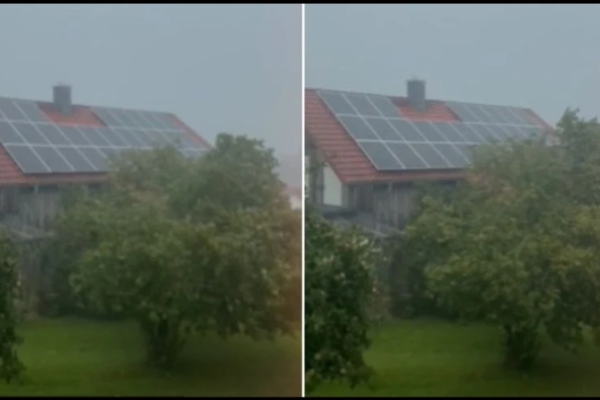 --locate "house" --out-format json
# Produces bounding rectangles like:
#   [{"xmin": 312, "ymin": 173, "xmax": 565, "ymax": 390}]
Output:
[
  {"xmin": 0, "ymin": 85, "xmax": 210, "ymax": 238},
  {"xmin": 305, "ymin": 79, "xmax": 552, "ymax": 232}
]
